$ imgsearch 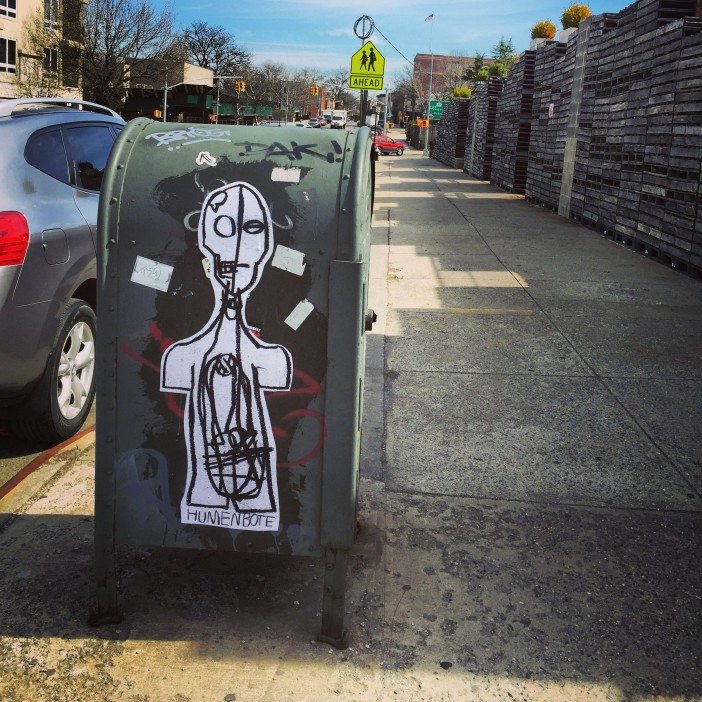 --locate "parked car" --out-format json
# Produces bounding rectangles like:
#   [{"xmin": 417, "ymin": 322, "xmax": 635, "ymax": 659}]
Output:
[
  {"xmin": 0, "ymin": 98, "xmax": 125, "ymax": 442},
  {"xmin": 373, "ymin": 134, "xmax": 405, "ymax": 155},
  {"xmin": 307, "ymin": 117, "xmax": 322, "ymax": 128}
]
